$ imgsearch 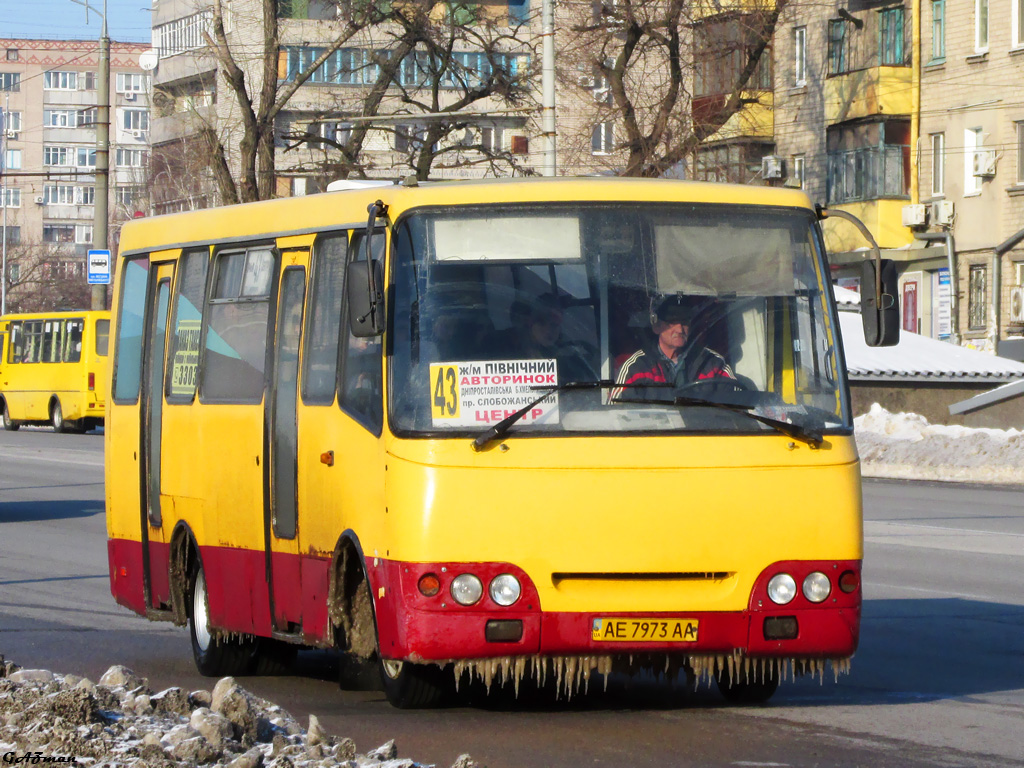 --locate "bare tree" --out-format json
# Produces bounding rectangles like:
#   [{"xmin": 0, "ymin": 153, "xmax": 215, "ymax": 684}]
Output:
[
  {"xmin": 559, "ymin": 0, "xmax": 784, "ymax": 178},
  {"xmin": 3, "ymin": 242, "xmax": 95, "ymax": 313}
]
